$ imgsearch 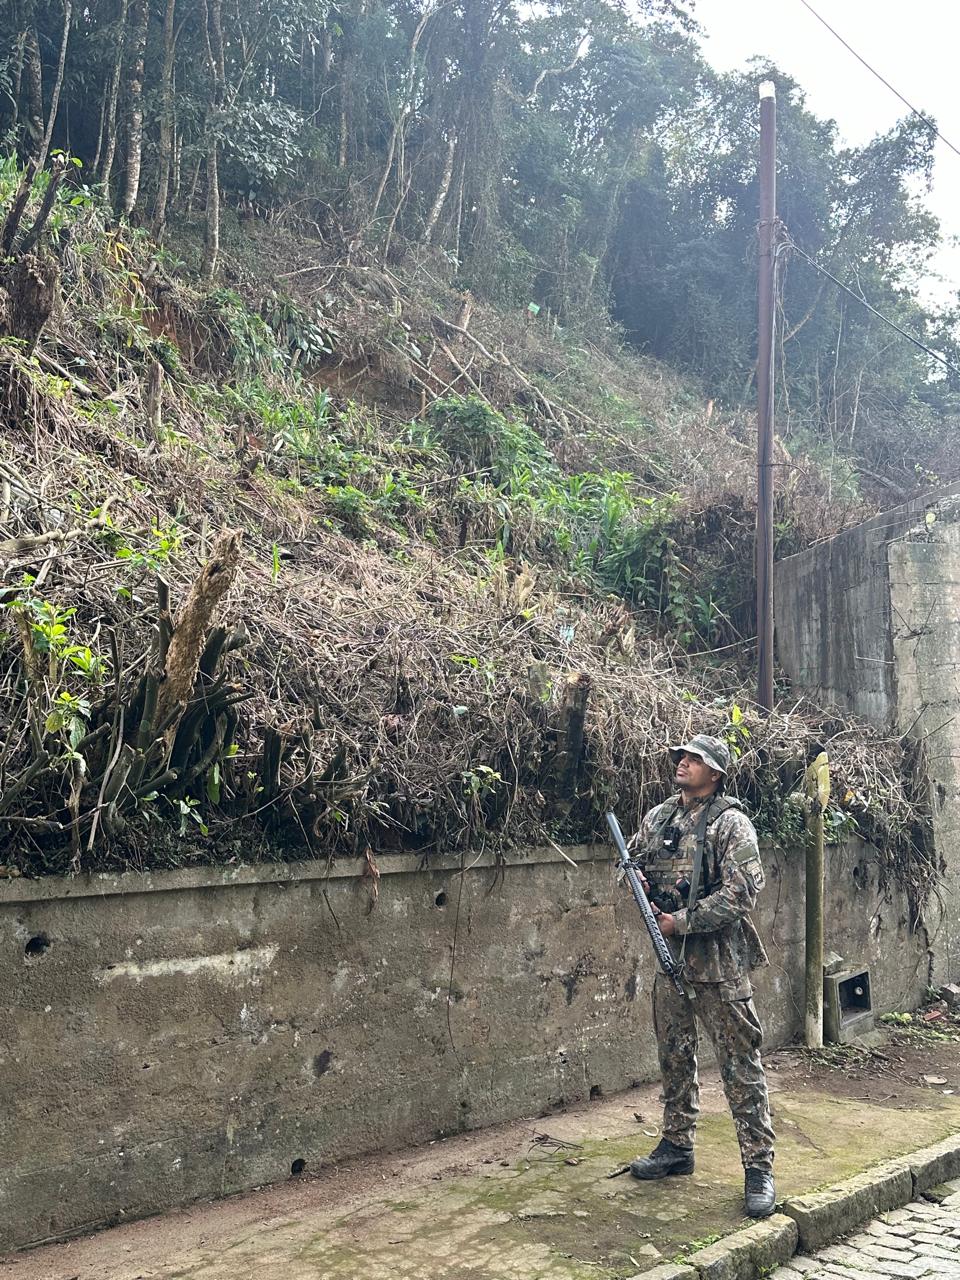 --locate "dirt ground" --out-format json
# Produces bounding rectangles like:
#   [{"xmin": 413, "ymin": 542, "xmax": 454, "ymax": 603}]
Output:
[{"xmin": 4, "ymin": 1019, "xmax": 960, "ymax": 1280}]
